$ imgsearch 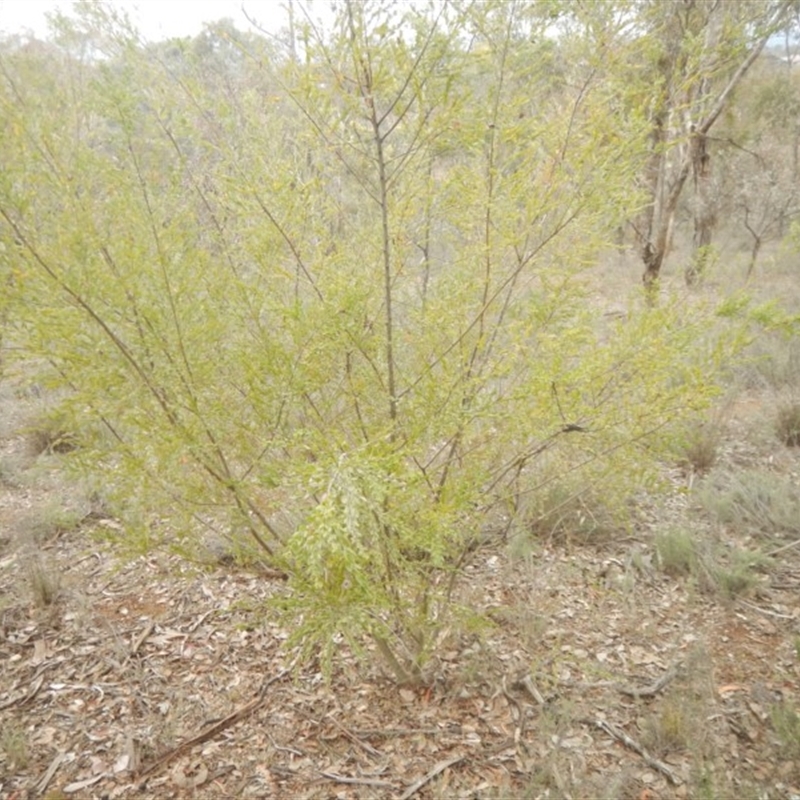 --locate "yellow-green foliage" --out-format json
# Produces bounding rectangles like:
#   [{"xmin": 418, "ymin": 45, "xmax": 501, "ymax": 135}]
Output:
[{"xmin": 0, "ymin": 2, "xmax": 755, "ymax": 681}]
